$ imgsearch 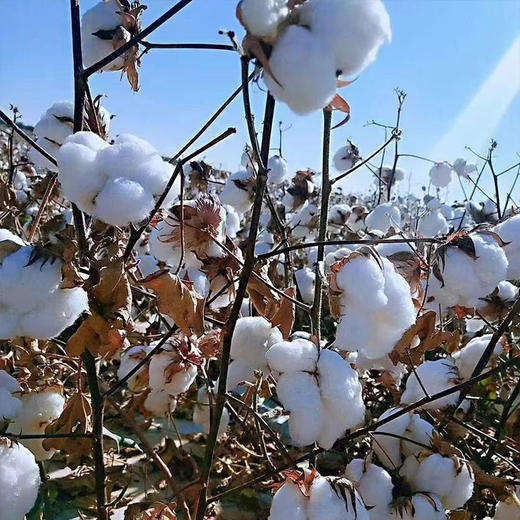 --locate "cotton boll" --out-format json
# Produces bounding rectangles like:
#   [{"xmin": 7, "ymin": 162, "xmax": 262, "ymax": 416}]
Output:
[
  {"xmin": 401, "ymin": 414, "xmax": 435, "ymax": 457},
  {"xmin": 417, "ymin": 210, "xmax": 449, "ymax": 237},
  {"xmin": 365, "ymin": 203, "xmax": 401, "ymax": 233},
  {"xmin": 148, "ymin": 220, "xmax": 182, "ymax": 265},
  {"xmin": 494, "ymin": 491, "xmax": 520, "ymax": 520},
  {"xmin": 333, "ymin": 141, "xmax": 361, "ymax": 172},
  {"xmin": 118, "ymin": 344, "xmax": 155, "ymax": 391},
  {"xmin": 401, "ymin": 359, "xmax": 460, "ymax": 410},
  {"xmin": 325, "ymin": 247, "xmax": 352, "ymax": 271},
  {"xmin": 7, "ymin": 390, "xmax": 65, "ymax": 460},
  {"xmin": 224, "ymin": 205, "xmax": 241, "ymax": 238},
  {"xmin": 219, "ymin": 170, "xmax": 254, "ymax": 213},
  {"xmin": 239, "ymin": 0, "xmax": 288, "ymax": 39},
  {"xmin": 269, "ymin": 480, "xmax": 308, "ymax": 520},
  {"xmin": 148, "ymin": 350, "xmax": 197, "ymax": 396},
  {"xmin": 0, "ymin": 371, "xmax": 21, "ymax": 420},
  {"xmin": 192, "ymin": 386, "xmax": 229, "ymax": 437},
  {"xmin": 429, "ymin": 163, "xmax": 453, "ymax": 188},
  {"xmin": 298, "ymin": 0, "xmax": 391, "ymax": 78},
  {"xmin": 267, "ymin": 155, "xmax": 290, "ymax": 184},
  {"xmin": 295, "ymin": 267, "xmax": 315, "ymax": 305},
  {"xmin": 81, "ymin": 0, "xmax": 125, "ymax": 70},
  {"xmin": 266, "ymin": 338, "xmax": 319, "ymax": 374},
  {"xmin": 494, "ymin": 214, "xmax": 520, "ymax": 280},
  {"xmin": 227, "ymin": 359, "xmax": 257, "ymax": 391},
  {"xmin": 495, "ymin": 280, "xmax": 519, "ymax": 302},
  {"xmin": 328, "ymin": 204, "xmax": 352, "ymax": 231},
  {"xmin": 0, "ymin": 439, "xmax": 41, "ymax": 520},
  {"xmin": 442, "ymin": 462, "xmax": 474, "ymax": 510},
  {"xmin": 263, "ymin": 25, "xmax": 337, "ymax": 115},
  {"xmin": 451, "ymin": 334, "xmax": 503, "ymax": 381},
  {"xmin": 95, "ymin": 178, "xmax": 154, "ymax": 227},
  {"xmin": 413, "ymin": 454, "xmax": 455, "ymax": 498},
  {"xmin": 452, "ymin": 158, "xmax": 476, "ymax": 180},
  {"xmin": 144, "ymin": 390, "xmax": 177, "ymax": 417},
  {"xmin": 0, "ymin": 229, "xmax": 25, "ymax": 246},
  {"xmin": 389, "ymin": 493, "xmax": 446, "ymax": 520},
  {"xmin": 372, "ymin": 407, "xmax": 411, "ymax": 468}
]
